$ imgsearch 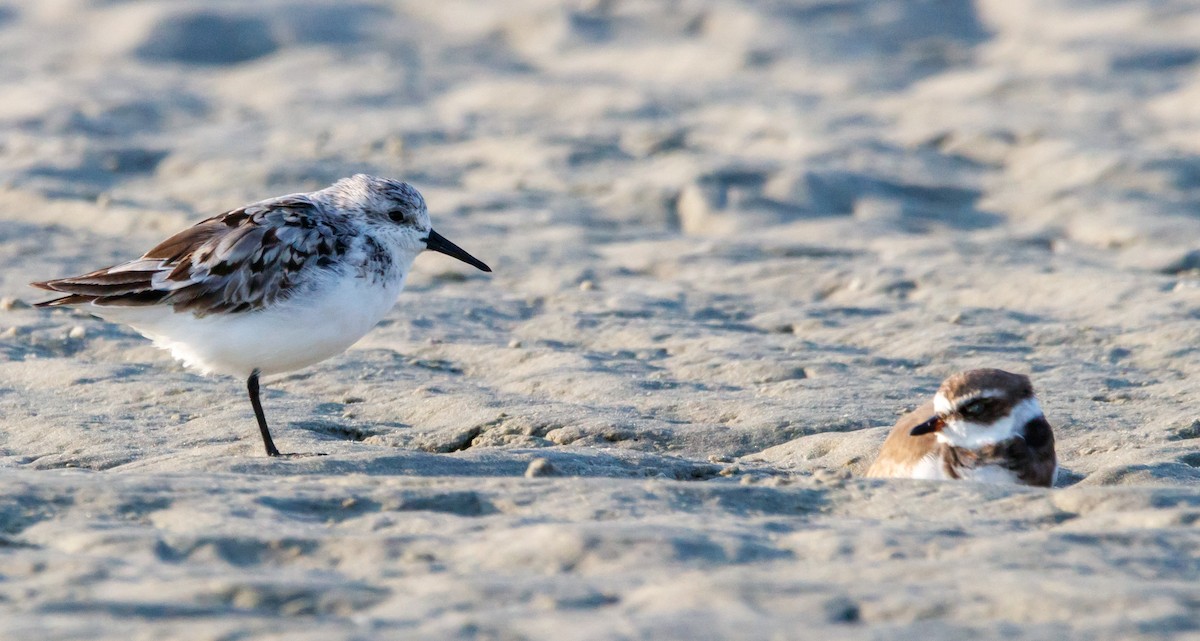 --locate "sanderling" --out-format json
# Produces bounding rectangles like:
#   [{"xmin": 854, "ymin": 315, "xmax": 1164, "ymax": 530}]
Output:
[
  {"xmin": 32, "ymin": 174, "xmax": 491, "ymax": 457},
  {"xmin": 865, "ymin": 369, "xmax": 1057, "ymax": 486}
]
